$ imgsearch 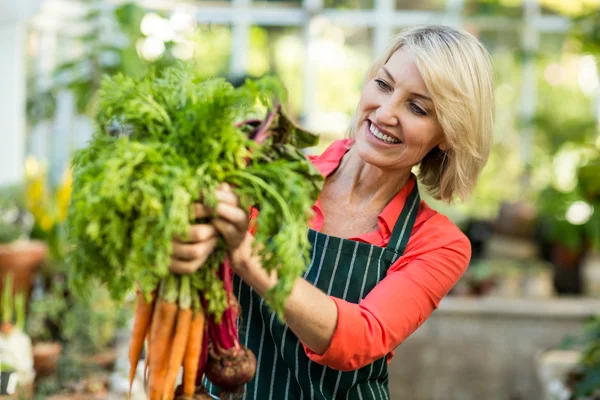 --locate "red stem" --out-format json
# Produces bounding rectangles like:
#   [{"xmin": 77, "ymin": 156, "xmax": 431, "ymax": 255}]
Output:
[
  {"xmin": 252, "ymin": 106, "xmax": 280, "ymax": 144},
  {"xmin": 208, "ymin": 257, "xmax": 241, "ymax": 352}
]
